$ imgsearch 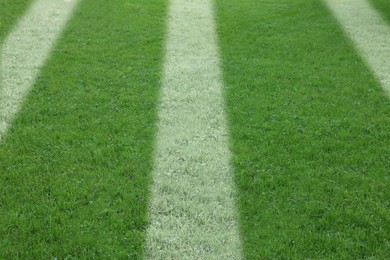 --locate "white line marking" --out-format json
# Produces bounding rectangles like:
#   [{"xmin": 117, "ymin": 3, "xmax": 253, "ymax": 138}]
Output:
[
  {"xmin": 0, "ymin": 0, "xmax": 79, "ymax": 141},
  {"xmin": 145, "ymin": 0, "xmax": 241, "ymax": 258},
  {"xmin": 324, "ymin": 0, "xmax": 390, "ymax": 95}
]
